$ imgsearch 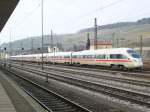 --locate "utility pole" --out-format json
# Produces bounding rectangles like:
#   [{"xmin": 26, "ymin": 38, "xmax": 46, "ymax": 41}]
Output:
[
  {"xmin": 51, "ymin": 30, "xmax": 53, "ymax": 52},
  {"xmin": 4, "ymin": 47, "xmax": 6, "ymax": 67},
  {"xmin": 41, "ymin": 0, "xmax": 44, "ymax": 70},
  {"xmin": 9, "ymin": 28, "xmax": 12, "ymax": 56},
  {"xmin": 9, "ymin": 28, "xmax": 12, "ymax": 68},
  {"xmin": 53, "ymin": 47, "xmax": 55, "ymax": 64},
  {"xmin": 116, "ymin": 38, "xmax": 119, "ymax": 48},
  {"xmin": 140, "ymin": 35, "xmax": 143, "ymax": 57},
  {"xmin": 112, "ymin": 32, "xmax": 115, "ymax": 48},
  {"xmin": 21, "ymin": 42, "xmax": 24, "ymax": 66},
  {"xmin": 94, "ymin": 18, "xmax": 97, "ymax": 50},
  {"xmin": 31, "ymin": 38, "xmax": 33, "ymax": 54}
]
